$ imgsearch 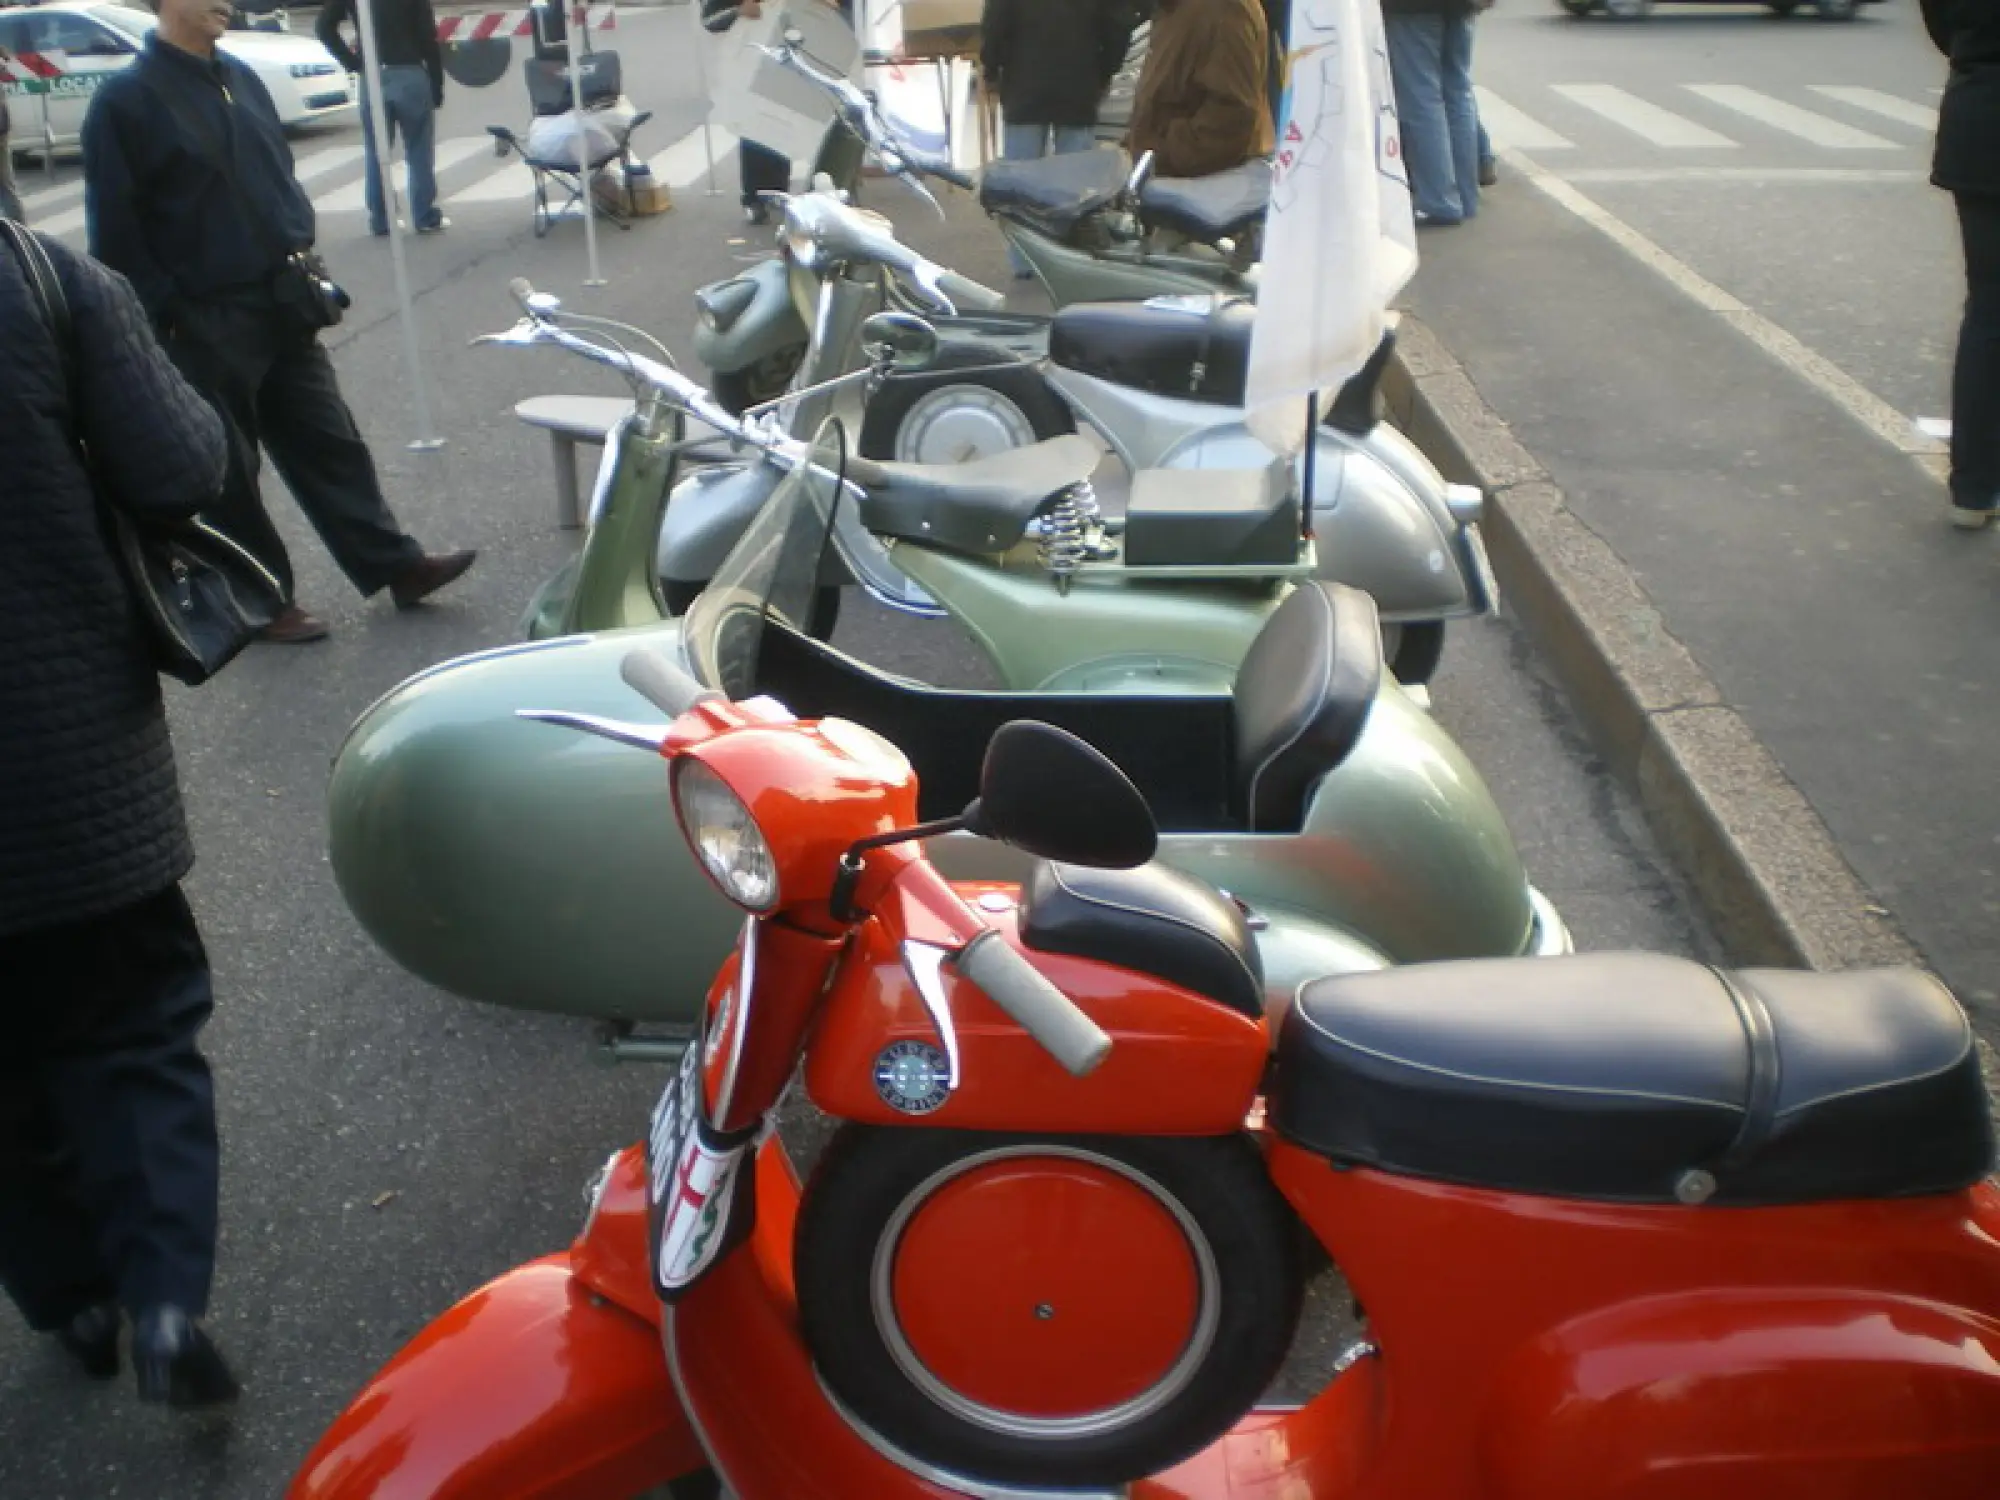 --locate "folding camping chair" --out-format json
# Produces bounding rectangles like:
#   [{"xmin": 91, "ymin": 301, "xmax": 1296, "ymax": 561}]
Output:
[{"xmin": 485, "ymin": 22, "xmax": 652, "ymax": 238}]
